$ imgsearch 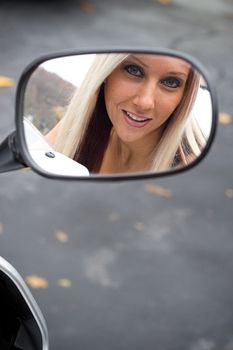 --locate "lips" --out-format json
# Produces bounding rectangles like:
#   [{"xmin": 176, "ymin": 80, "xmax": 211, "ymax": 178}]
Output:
[{"xmin": 122, "ymin": 110, "xmax": 152, "ymax": 128}]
